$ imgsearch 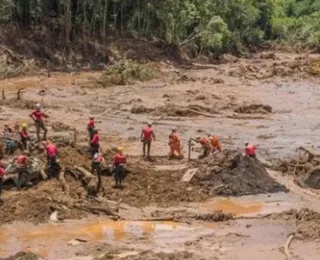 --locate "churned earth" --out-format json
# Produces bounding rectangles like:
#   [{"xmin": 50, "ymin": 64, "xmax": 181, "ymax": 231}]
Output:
[{"xmin": 1, "ymin": 52, "xmax": 320, "ymax": 259}]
